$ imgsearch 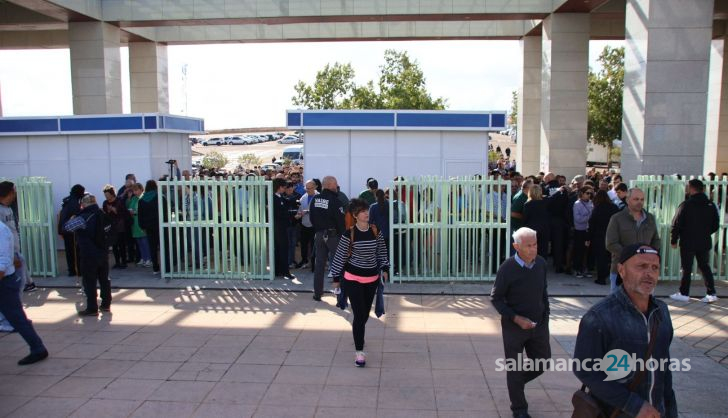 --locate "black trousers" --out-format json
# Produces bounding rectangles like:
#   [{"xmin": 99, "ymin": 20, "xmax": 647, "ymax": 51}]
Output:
[
  {"xmin": 314, "ymin": 230, "xmax": 340, "ymax": 297},
  {"xmin": 679, "ymin": 248, "xmax": 716, "ymax": 296},
  {"xmin": 591, "ymin": 232, "xmax": 610, "ymax": 281},
  {"xmin": 112, "ymin": 231, "xmax": 128, "ymax": 266},
  {"xmin": 299, "ymin": 225, "xmax": 315, "ymax": 264},
  {"xmin": 549, "ymin": 217, "xmax": 567, "ymax": 270},
  {"xmin": 501, "ymin": 317, "xmax": 551, "ymax": 414},
  {"xmin": 274, "ymin": 226, "xmax": 290, "ymax": 276},
  {"xmin": 342, "ymin": 278, "xmax": 378, "ymax": 351},
  {"xmin": 572, "ymin": 230, "xmax": 593, "ymax": 273},
  {"xmin": 146, "ymin": 227, "xmax": 160, "ymax": 272},
  {"xmin": 63, "ymin": 233, "xmax": 80, "ymax": 275},
  {"xmin": 80, "ymin": 256, "xmax": 111, "ymax": 311}
]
